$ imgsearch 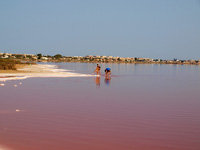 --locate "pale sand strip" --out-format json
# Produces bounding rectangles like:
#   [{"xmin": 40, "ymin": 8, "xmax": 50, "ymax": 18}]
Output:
[
  {"xmin": 0, "ymin": 145, "xmax": 12, "ymax": 150},
  {"xmin": 0, "ymin": 64, "xmax": 95, "ymax": 81}
]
